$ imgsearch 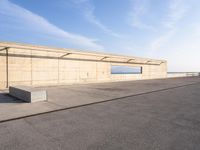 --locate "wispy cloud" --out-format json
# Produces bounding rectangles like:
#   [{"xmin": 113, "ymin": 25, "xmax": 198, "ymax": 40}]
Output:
[
  {"xmin": 0, "ymin": 0, "xmax": 104, "ymax": 50},
  {"xmin": 128, "ymin": 0, "xmax": 154, "ymax": 30},
  {"xmin": 195, "ymin": 25, "xmax": 200, "ymax": 37},
  {"xmin": 163, "ymin": 0, "xmax": 188, "ymax": 29},
  {"xmin": 150, "ymin": 0, "xmax": 188, "ymax": 51},
  {"xmin": 69, "ymin": 0, "xmax": 121, "ymax": 37},
  {"xmin": 150, "ymin": 30, "xmax": 176, "ymax": 50}
]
